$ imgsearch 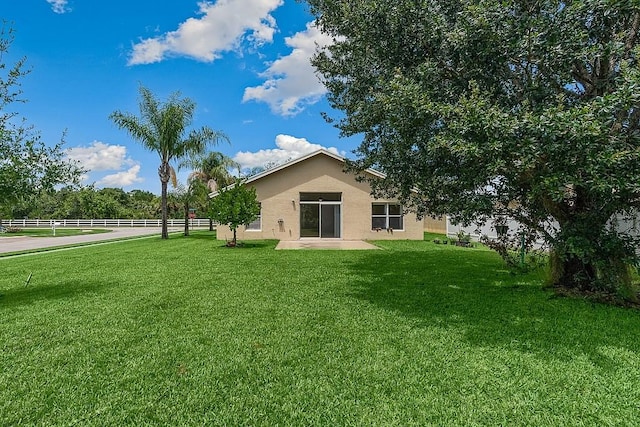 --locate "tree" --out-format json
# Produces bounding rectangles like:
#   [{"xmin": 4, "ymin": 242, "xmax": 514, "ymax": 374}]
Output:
[
  {"xmin": 209, "ymin": 182, "xmax": 260, "ymax": 246},
  {"xmin": 309, "ymin": 1, "xmax": 640, "ymax": 302},
  {"xmin": 184, "ymin": 151, "xmax": 237, "ymax": 192},
  {"xmin": 0, "ymin": 24, "xmax": 83, "ymax": 220},
  {"xmin": 128, "ymin": 189, "xmax": 160, "ymax": 219},
  {"xmin": 109, "ymin": 86, "xmax": 226, "ymax": 239},
  {"xmin": 170, "ymin": 179, "xmax": 208, "ymax": 236},
  {"xmin": 182, "ymin": 151, "xmax": 238, "ymax": 231}
]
